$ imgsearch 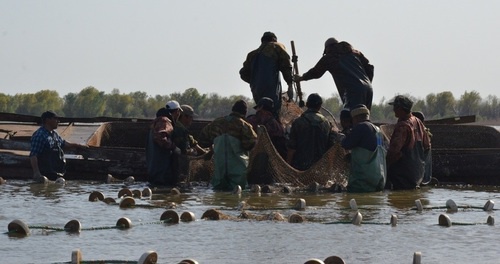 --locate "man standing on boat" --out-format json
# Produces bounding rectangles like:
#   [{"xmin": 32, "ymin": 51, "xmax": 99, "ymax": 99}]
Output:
[
  {"xmin": 294, "ymin": 37, "xmax": 374, "ymax": 110},
  {"xmin": 239, "ymin": 31, "xmax": 294, "ymax": 119},
  {"xmin": 341, "ymin": 105, "xmax": 386, "ymax": 192},
  {"xmin": 165, "ymin": 100, "xmax": 182, "ymax": 123},
  {"xmin": 386, "ymin": 95, "xmax": 431, "ymax": 190},
  {"xmin": 146, "ymin": 108, "xmax": 179, "ymax": 186},
  {"xmin": 286, "ymin": 93, "xmax": 336, "ymax": 170},
  {"xmin": 29, "ymin": 111, "xmax": 87, "ymax": 181},
  {"xmin": 198, "ymin": 100, "xmax": 257, "ymax": 191}
]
